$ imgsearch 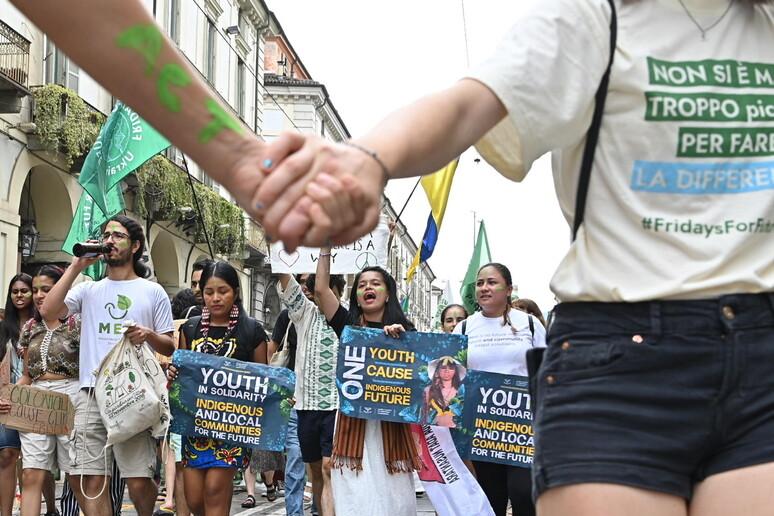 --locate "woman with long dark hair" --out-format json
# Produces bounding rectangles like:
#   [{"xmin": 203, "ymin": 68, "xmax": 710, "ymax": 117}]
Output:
[
  {"xmin": 169, "ymin": 261, "xmax": 268, "ymax": 515},
  {"xmin": 0, "ymin": 273, "xmax": 33, "ymax": 516},
  {"xmin": 16, "ymin": 266, "xmax": 80, "ymax": 516},
  {"xmin": 422, "ymin": 356, "xmax": 465, "ymax": 428},
  {"xmin": 314, "ymin": 247, "xmax": 420, "ymax": 516},
  {"xmin": 453, "ymin": 263, "xmax": 546, "ymax": 516}
]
